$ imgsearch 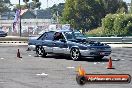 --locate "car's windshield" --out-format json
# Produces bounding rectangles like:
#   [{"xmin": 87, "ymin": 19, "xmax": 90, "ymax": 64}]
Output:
[{"xmin": 64, "ymin": 31, "xmax": 86, "ymax": 40}]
